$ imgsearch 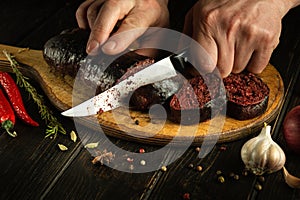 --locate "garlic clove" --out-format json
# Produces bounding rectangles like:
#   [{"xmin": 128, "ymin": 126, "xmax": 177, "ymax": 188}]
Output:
[{"xmin": 283, "ymin": 167, "xmax": 300, "ymax": 189}]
